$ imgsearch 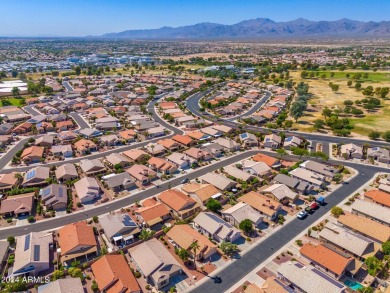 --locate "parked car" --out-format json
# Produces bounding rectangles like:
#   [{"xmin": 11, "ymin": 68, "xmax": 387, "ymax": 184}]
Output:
[
  {"xmin": 181, "ymin": 178, "xmax": 189, "ymax": 184},
  {"xmin": 297, "ymin": 210, "xmax": 308, "ymax": 219},
  {"xmin": 310, "ymin": 202, "xmax": 319, "ymax": 210}
]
